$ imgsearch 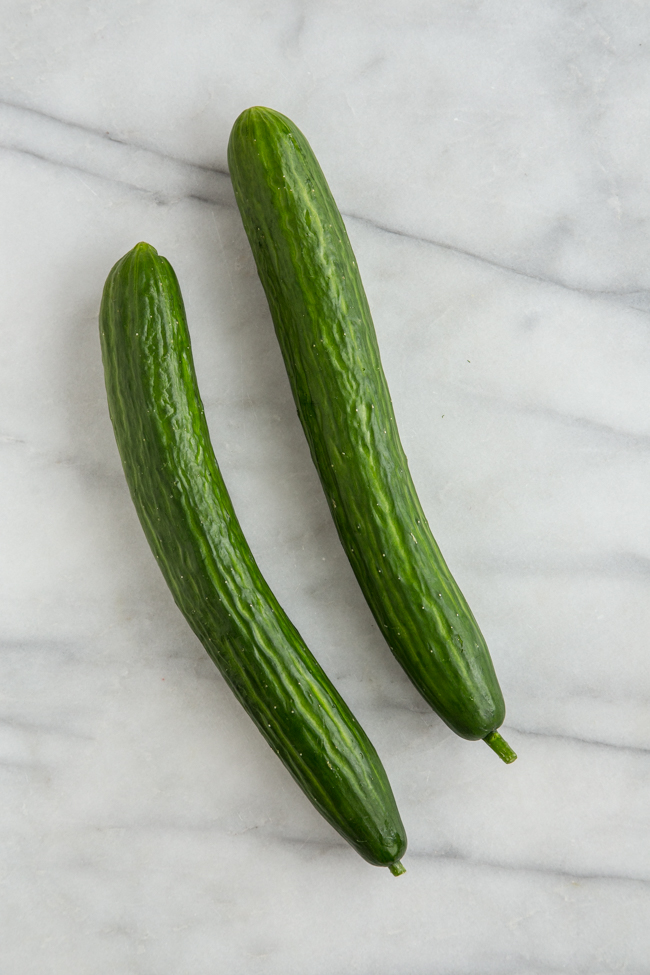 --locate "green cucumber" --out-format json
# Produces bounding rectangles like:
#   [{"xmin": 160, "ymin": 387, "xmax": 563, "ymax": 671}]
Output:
[
  {"xmin": 99, "ymin": 242, "xmax": 408, "ymax": 873},
  {"xmin": 228, "ymin": 107, "xmax": 515, "ymax": 764}
]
